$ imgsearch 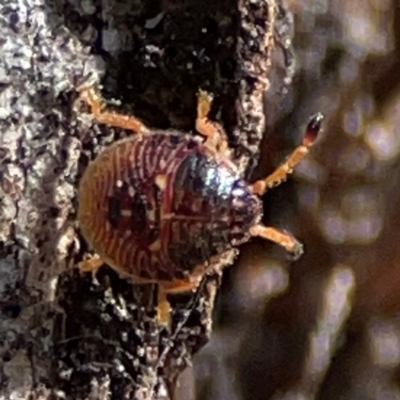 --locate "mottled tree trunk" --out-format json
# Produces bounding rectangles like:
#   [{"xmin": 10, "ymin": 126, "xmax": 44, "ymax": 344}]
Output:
[{"xmin": 0, "ymin": 0, "xmax": 292, "ymax": 398}]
